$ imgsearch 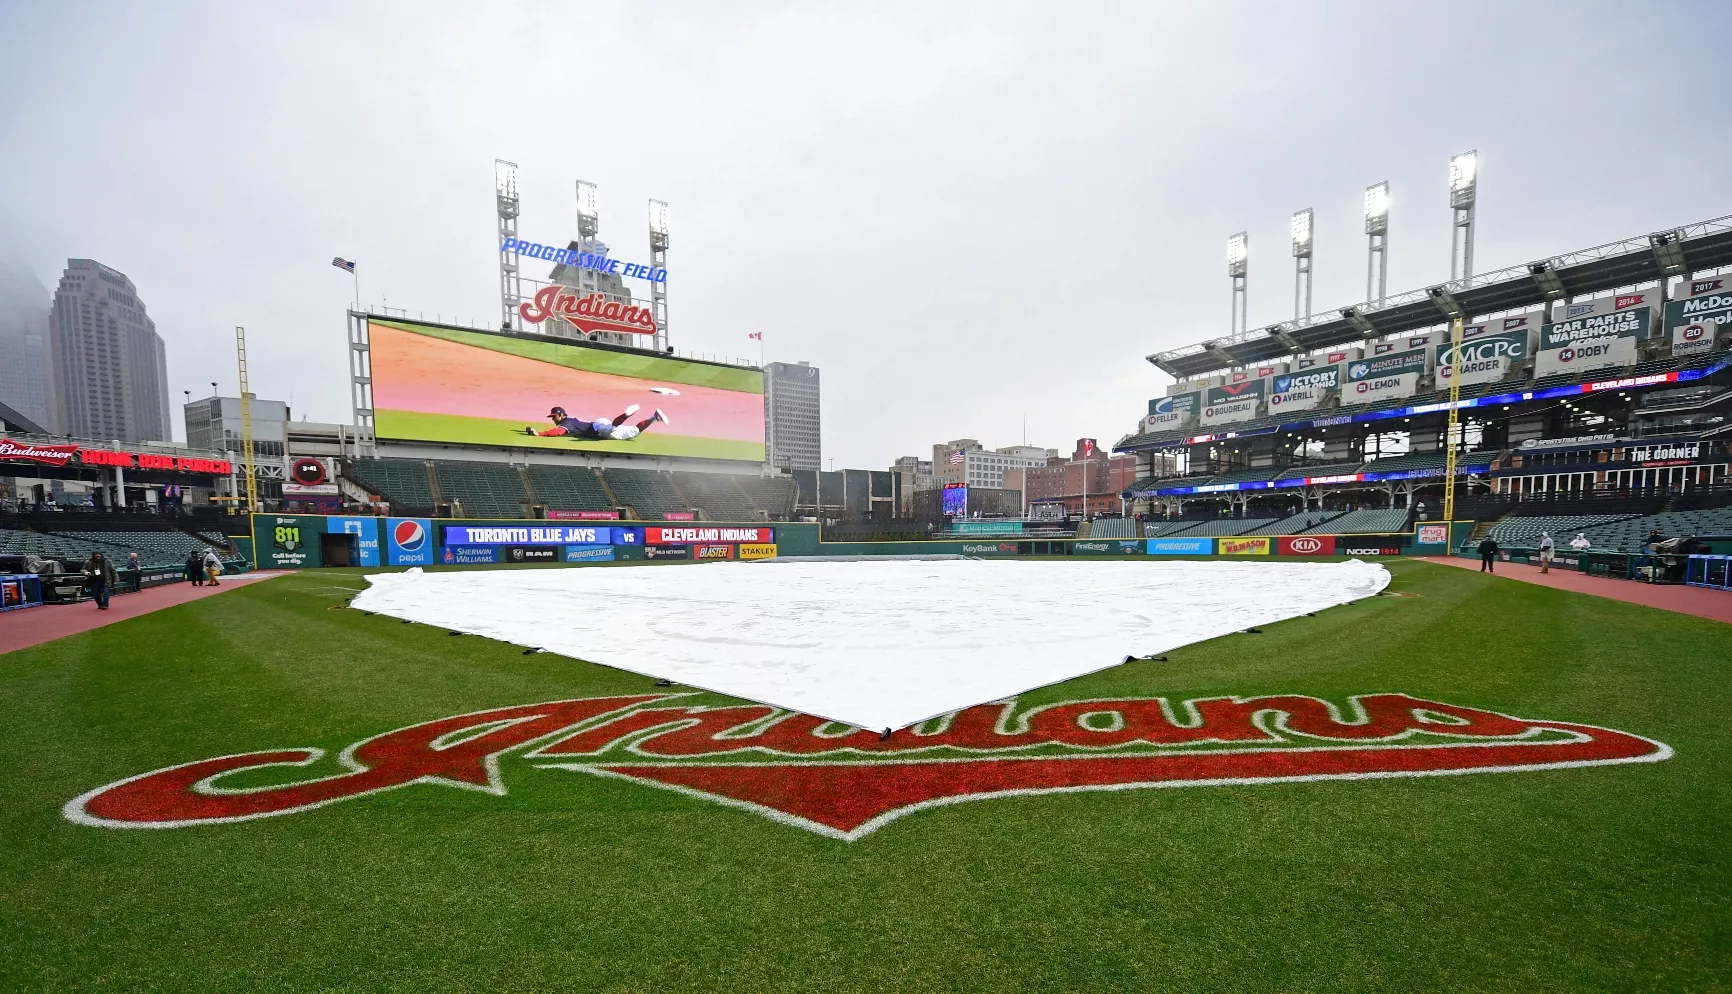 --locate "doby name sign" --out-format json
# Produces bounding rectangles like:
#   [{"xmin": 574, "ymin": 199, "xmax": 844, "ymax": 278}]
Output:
[{"xmin": 64, "ymin": 692, "xmax": 1669, "ymax": 841}]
